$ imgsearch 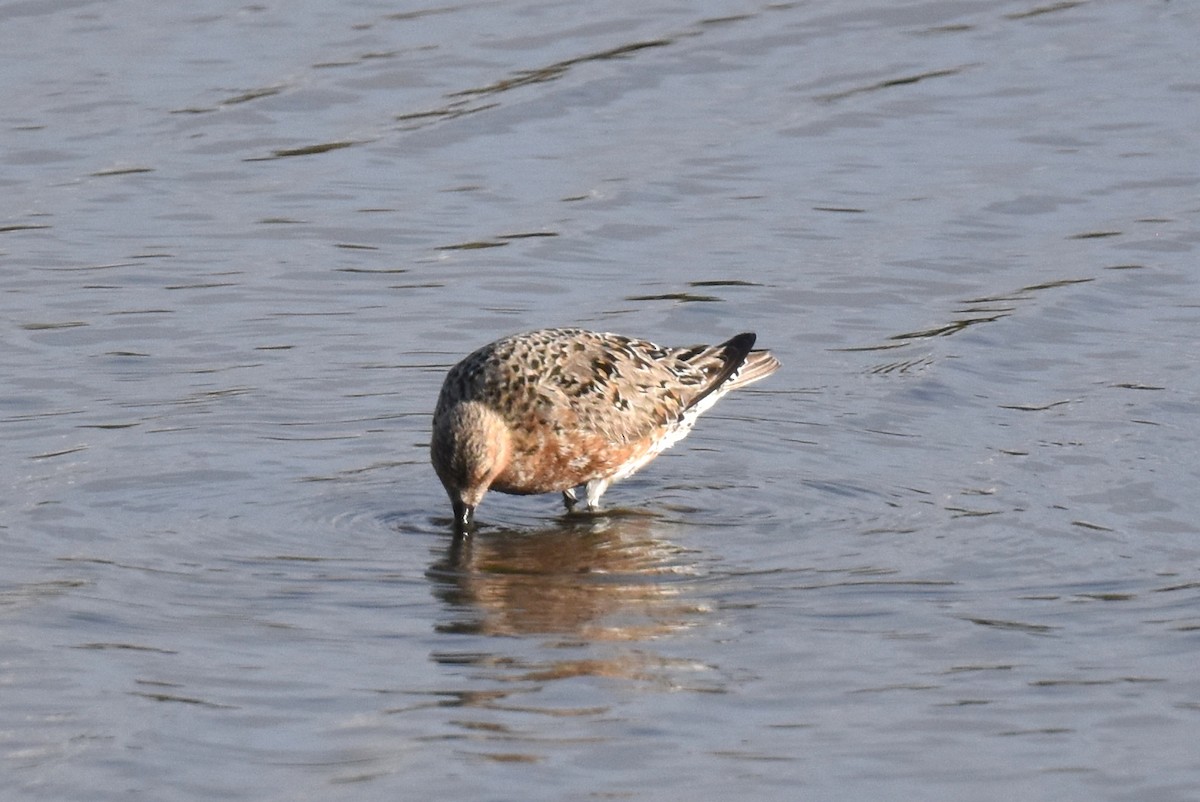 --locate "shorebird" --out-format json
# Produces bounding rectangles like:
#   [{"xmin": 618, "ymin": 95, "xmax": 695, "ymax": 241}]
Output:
[{"xmin": 431, "ymin": 328, "xmax": 780, "ymax": 530}]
